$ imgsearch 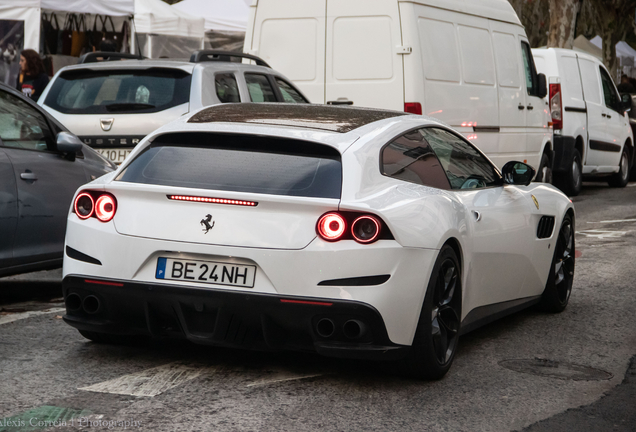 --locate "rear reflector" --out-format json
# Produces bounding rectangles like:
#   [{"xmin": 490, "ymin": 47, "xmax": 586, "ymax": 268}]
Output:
[
  {"xmin": 168, "ymin": 195, "xmax": 258, "ymax": 207},
  {"xmin": 84, "ymin": 279, "xmax": 124, "ymax": 287},
  {"xmin": 280, "ymin": 299, "xmax": 333, "ymax": 306},
  {"xmin": 404, "ymin": 102, "xmax": 422, "ymax": 115}
]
